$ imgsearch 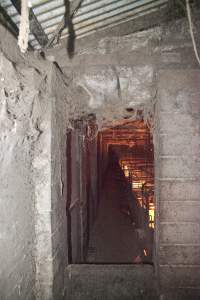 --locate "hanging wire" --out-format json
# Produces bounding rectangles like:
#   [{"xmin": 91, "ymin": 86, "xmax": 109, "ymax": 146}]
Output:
[{"xmin": 186, "ymin": 0, "xmax": 200, "ymax": 66}]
